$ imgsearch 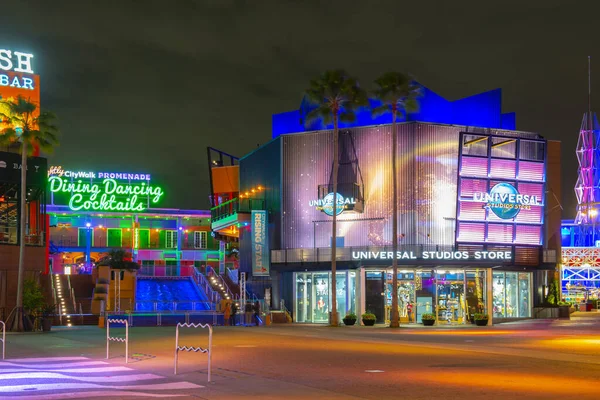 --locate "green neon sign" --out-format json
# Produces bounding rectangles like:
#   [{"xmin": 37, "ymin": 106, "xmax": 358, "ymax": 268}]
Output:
[{"xmin": 48, "ymin": 176, "xmax": 164, "ymax": 212}]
